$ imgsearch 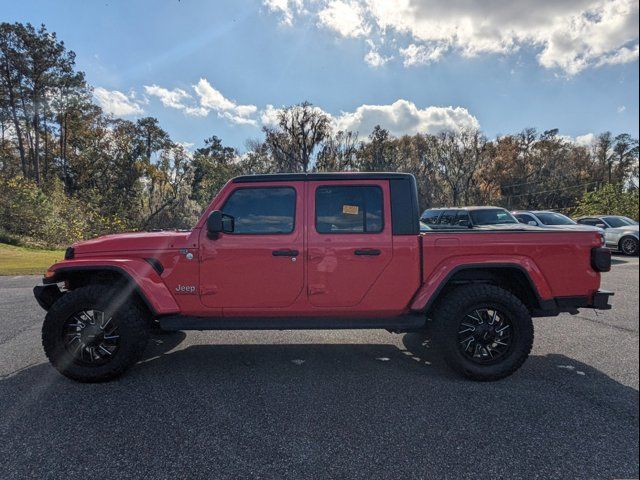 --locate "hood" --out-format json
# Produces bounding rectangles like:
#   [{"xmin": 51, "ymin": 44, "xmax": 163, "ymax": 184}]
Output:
[{"xmin": 73, "ymin": 230, "xmax": 192, "ymax": 255}]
